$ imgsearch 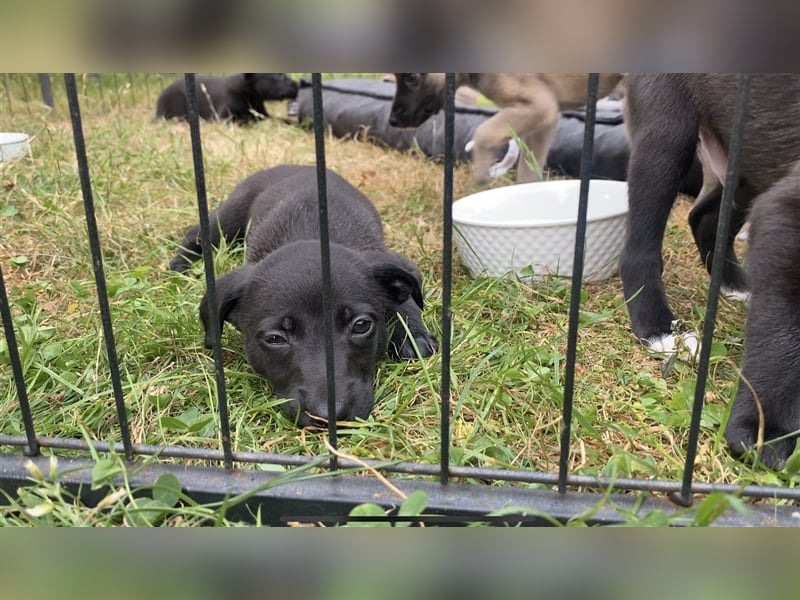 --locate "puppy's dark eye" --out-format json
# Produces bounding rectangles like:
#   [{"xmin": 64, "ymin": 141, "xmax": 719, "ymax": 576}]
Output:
[
  {"xmin": 404, "ymin": 73, "xmax": 421, "ymax": 85},
  {"xmin": 351, "ymin": 318, "xmax": 374, "ymax": 336},
  {"xmin": 261, "ymin": 332, "xmax": 288, "ymax": 346}
]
